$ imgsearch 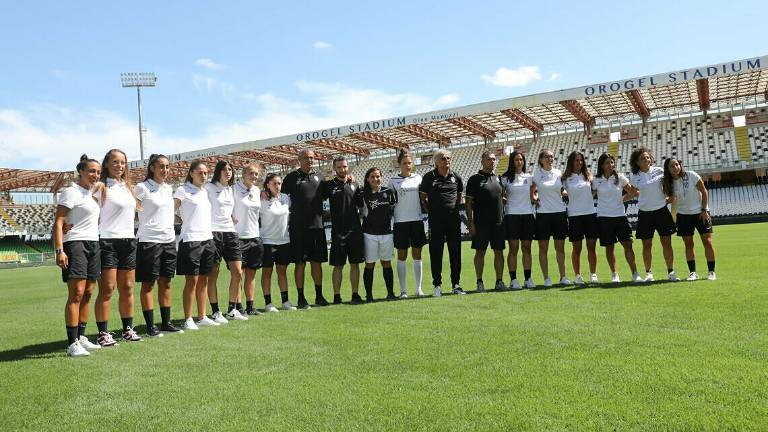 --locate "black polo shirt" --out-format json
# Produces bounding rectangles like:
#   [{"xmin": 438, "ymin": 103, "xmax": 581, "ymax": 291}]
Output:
[
  {"xmin": 321, "ymin": 177, "xmax": 362, "ymax": 234},
  {"xmin": 419, "ymin": 169, "xmax": 463, "ymax": 214},
  {"xmin": 282, "ymin": 168, "xmax": 323, "ymax": 229},
  {"xmin": 466, "ymin": 170, "xmax": 504, "ymax": 225},
  {"xmin": 359, "ymin": 186, "xmax": 397, "ymax": 235}
]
